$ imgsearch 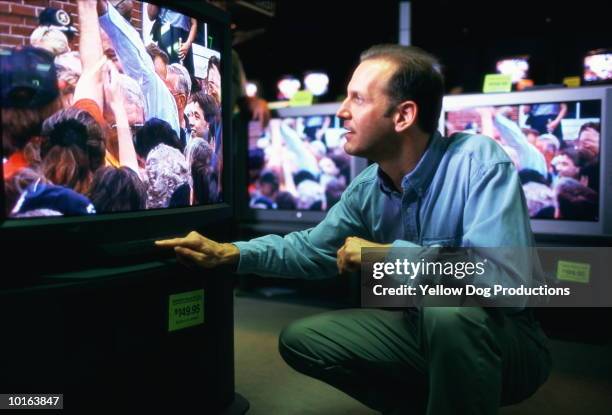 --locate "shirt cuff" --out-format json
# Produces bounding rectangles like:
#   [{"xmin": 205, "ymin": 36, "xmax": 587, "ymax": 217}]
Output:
[
  {"xmin": 232, "ymin": 241, "xmax": 253, "ymax": 274},
  {"xmin": 391, "ymin": 239, "xmax": 420, "ymax": 249}
]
